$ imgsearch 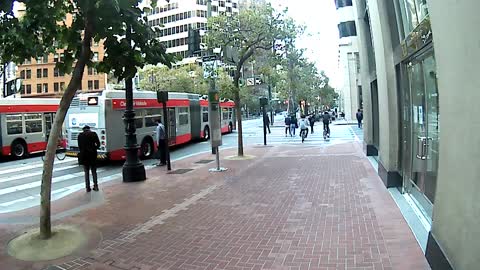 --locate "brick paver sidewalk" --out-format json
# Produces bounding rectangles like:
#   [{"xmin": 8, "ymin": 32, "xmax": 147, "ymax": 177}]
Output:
[{"xmin": 0, "ymin": 142, "xmax": 429, "ymax": 270}]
